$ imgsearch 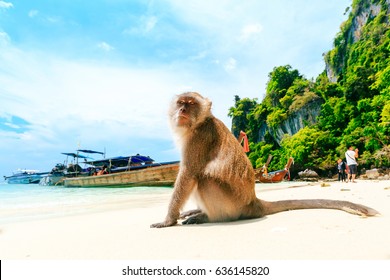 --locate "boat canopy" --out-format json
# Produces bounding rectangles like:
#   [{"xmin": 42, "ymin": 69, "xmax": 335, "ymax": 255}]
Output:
[
  {"xmin": 85, "ymin": 155, "xmax": 154, "ymax": 167},
  {"xmin": 61, "ymin": 152, "xmax": 90, "ymax": 159},
  {"xmin": 77, "ymin": 149, "xmax": 104, "ymax": 155}
]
